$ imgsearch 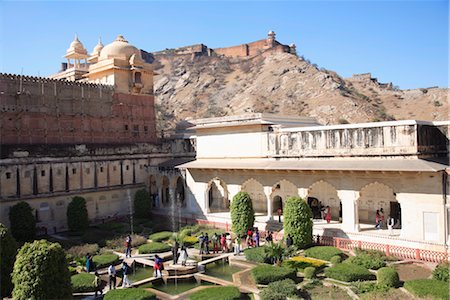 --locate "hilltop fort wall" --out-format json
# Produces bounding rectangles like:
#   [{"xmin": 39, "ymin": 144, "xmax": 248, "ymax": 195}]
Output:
[{"xmin": 0, "ymin": 73, "xmax": 157, "ymax": 145}]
